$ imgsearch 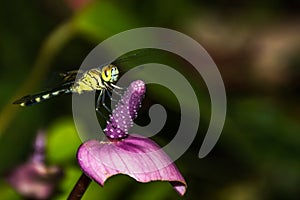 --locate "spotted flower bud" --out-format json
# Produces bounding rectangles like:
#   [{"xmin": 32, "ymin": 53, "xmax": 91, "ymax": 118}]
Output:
[{"xmin": 104, "ymin": 80, "xmax": 145, "ymax": 140}]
